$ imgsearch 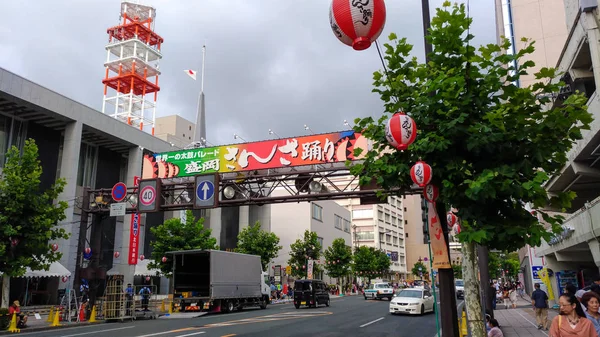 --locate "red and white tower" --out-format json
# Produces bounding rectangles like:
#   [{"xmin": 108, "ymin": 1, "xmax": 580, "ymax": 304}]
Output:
[{"xmin": 102, "ymin": 1, "xmax": 163, "ymax": 135}]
